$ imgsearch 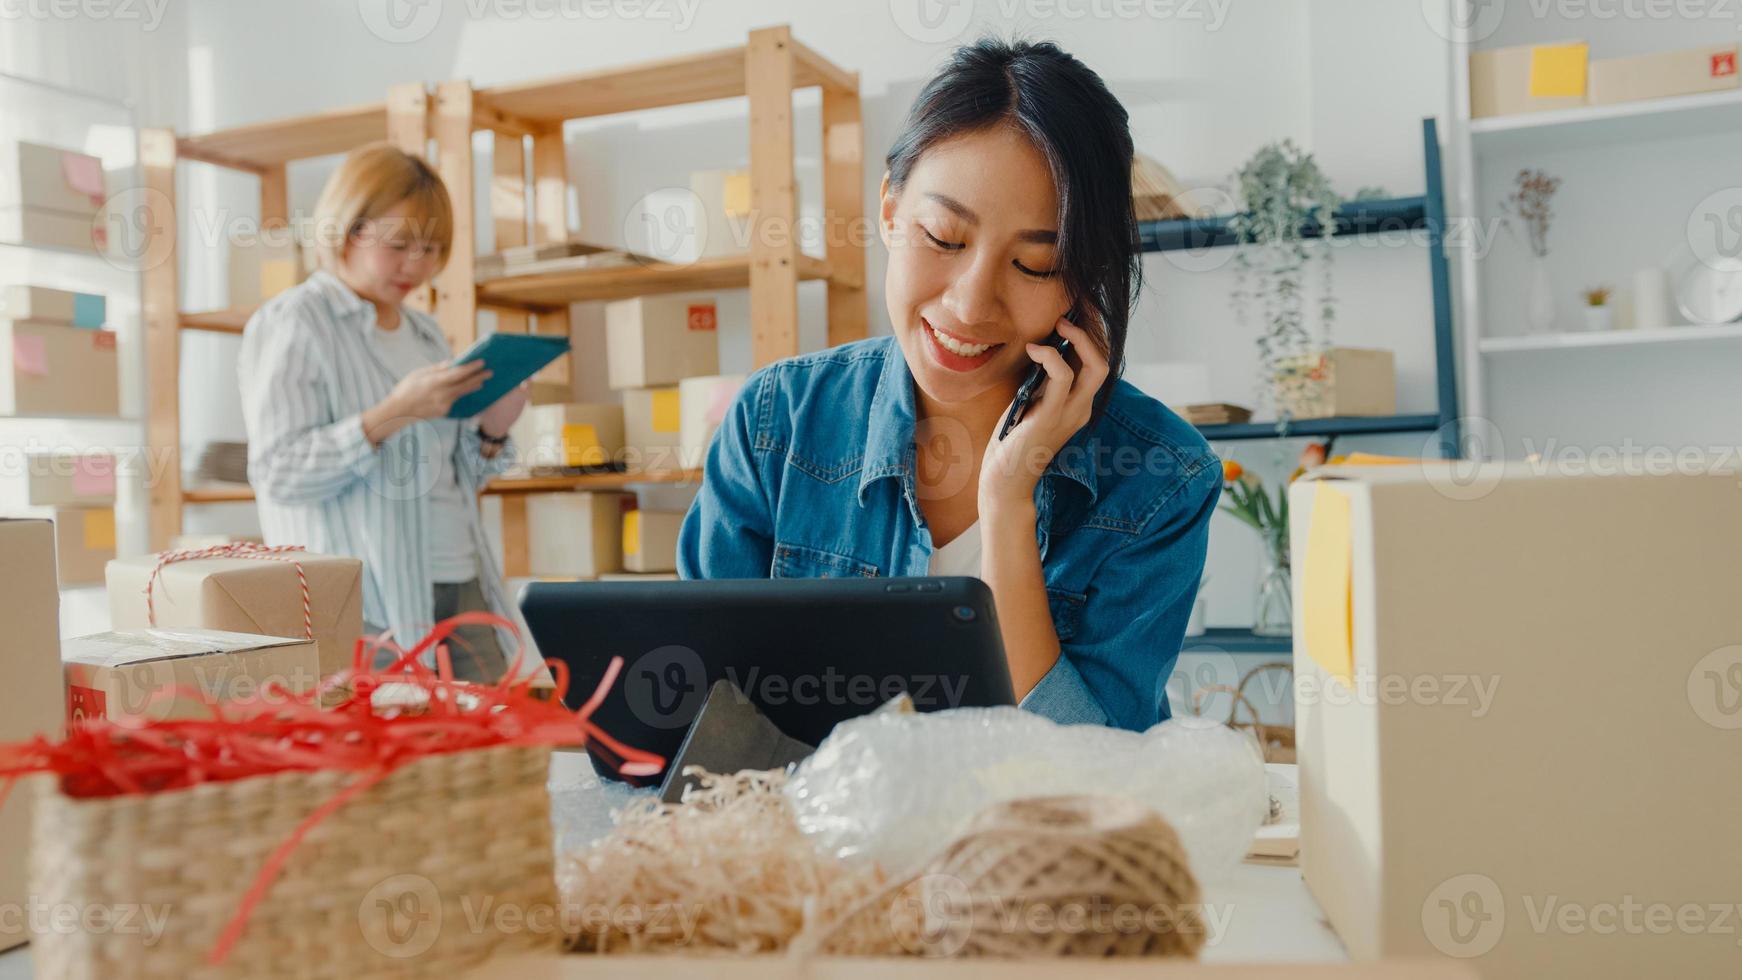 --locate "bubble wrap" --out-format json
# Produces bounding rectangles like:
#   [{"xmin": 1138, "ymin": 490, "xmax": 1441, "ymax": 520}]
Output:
[{"xmin": 784, "ymin": 707, "xmax": 1267, "ymax": 881}]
